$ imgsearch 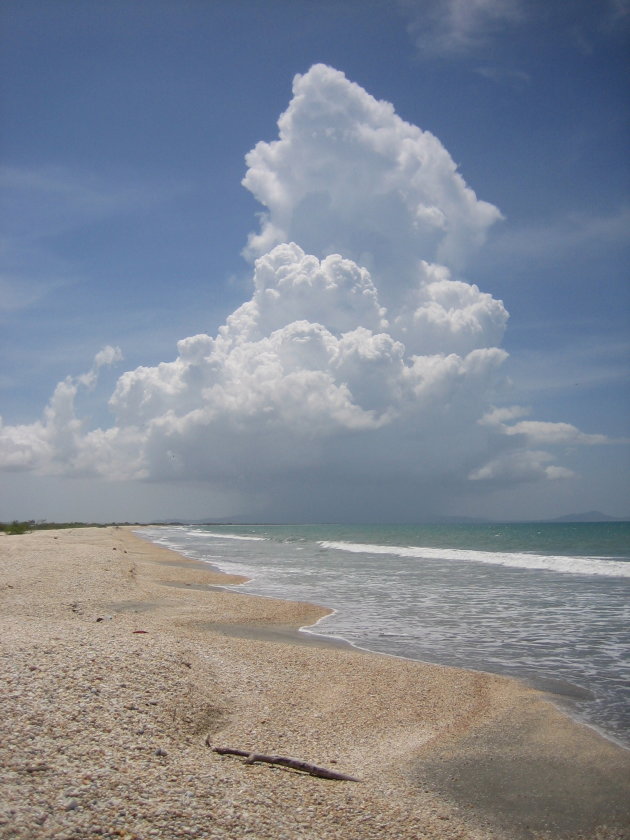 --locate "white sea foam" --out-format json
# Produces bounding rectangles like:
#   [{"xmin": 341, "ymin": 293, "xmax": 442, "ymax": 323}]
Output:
[
  {"xmin": 191, "ymin": 531, "xmax": 267, "ymax": 542},
  {"xmin": 318, "ymin": 541, "xmax": 630, "ymax": 578}
]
